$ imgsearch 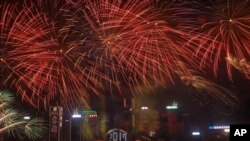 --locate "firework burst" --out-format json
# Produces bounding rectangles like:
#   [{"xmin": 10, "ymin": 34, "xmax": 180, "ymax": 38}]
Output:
[
  {"xmin": 64, "ymin": 0, "xmax": 195, "ymax": 91},
  {"xmin": 177, "ymin": 62, "xmax": 237, "ymax": 106},
  {"xmin": 0, "ymin": 2, "xmax": 105, "ymax": 110},
  {"xmin": 0, "ymin": 91, "xmax": 47, "ymax": 140},
  {"xmin": 226, "ymin": 55, "xmax": 250, "ymax": 77},
  {"xmin": 184, "ymin": 0, "xmax": 250, "ymax": 80},
  {"xmin": 0, "ymin": 0, "xmax": 241, "ymax": 110}
]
